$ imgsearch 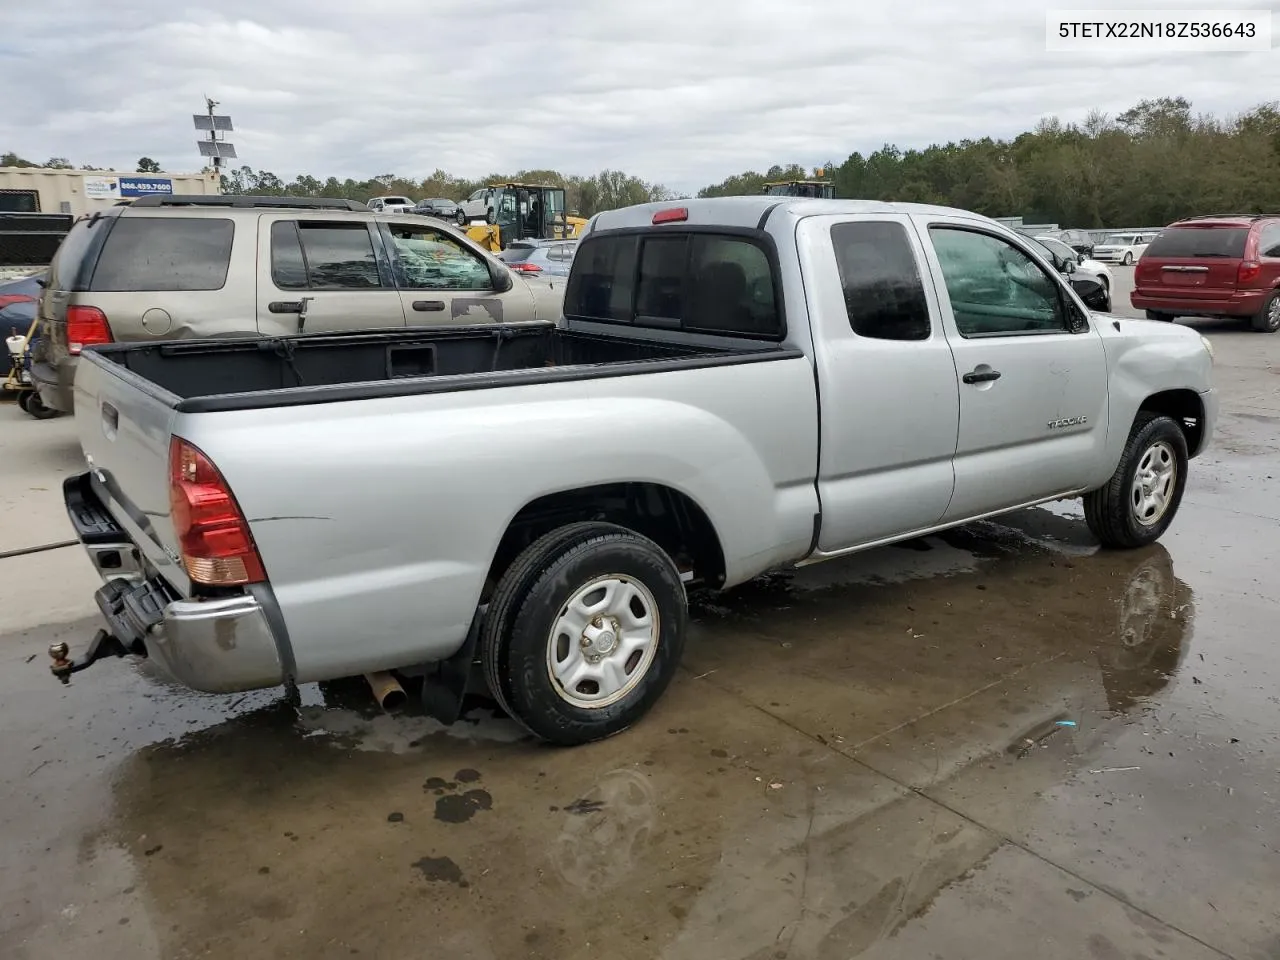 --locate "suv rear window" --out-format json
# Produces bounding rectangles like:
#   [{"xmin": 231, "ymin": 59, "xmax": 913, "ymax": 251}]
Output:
[
  {"xmin": 1145, "ymin": 227, "xmax": 1249, "ymax": 259},
  {"xmin": 500, "ymin": 244, "xmax": 537, "ymax": 263},
  {"xmin": 565, "ymin": 231, "xmax": 781, "ymax": 338},
  {"xmin": 91, "ymin": 217, "xmax": 234, "ymax": 291}
]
